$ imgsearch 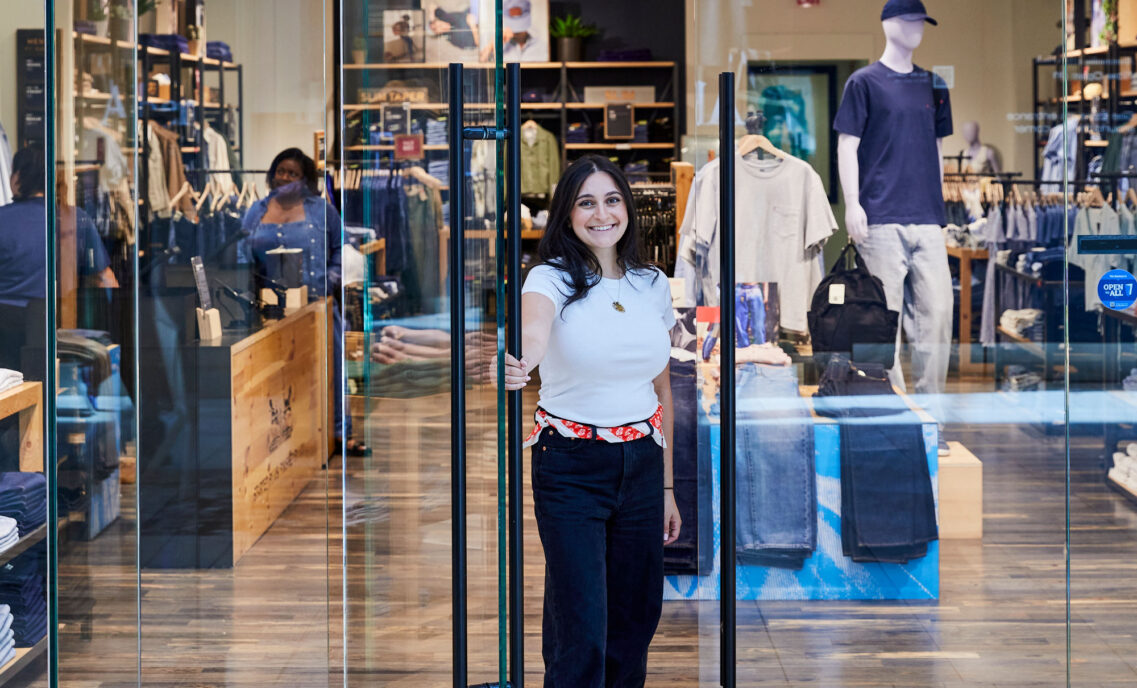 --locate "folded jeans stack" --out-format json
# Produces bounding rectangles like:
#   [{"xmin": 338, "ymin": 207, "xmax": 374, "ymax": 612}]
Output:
[
  {"xmin": 0, "ymin": 605, "xmax": 13, "ymax": 667},
  {"xmin": 565, "ymin": 122, "xmax": 590, "ymax": 143},
  {"xmin": 0, "ymin": 517, "xmax": 17, "ymax": 554},
  {"xmin": 0, "ymin": 473, "xmax": 48, "ymax": 537},
  {"xmin": 424, "ymin": 117, "xmax": 448, "ymax": 146},
  {"xmin": 814, "ymin": 355, "xmax": 938, "ymax": 563},
  {"xmin": 206, "ymin": 41, "xmax": 233, "ymax": 63},
  {"xmin": 0, "ymin": 551, "xmax": 46, "ymax": 647},
  {"xmin": 427, "ymin": 159, "xmax": 450, "ymax": 186},
  {"xmin": 1002, "ymin": 364, "xmax": 1042, "ymax": 392},
  {"xmin": 138, "ymin": 33, "xmax": 189, "ymax": 55},
  {"xmin": 735, "ymin": 364, "xmax": 816, "ymax": 569}
]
